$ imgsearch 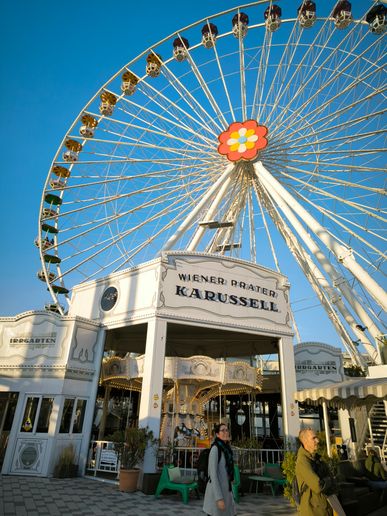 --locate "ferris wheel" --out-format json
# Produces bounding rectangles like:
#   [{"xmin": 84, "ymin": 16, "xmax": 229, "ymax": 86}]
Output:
[{"xmin": 37, "ymin": 0, "xmax": 386, "ymax": 367}]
